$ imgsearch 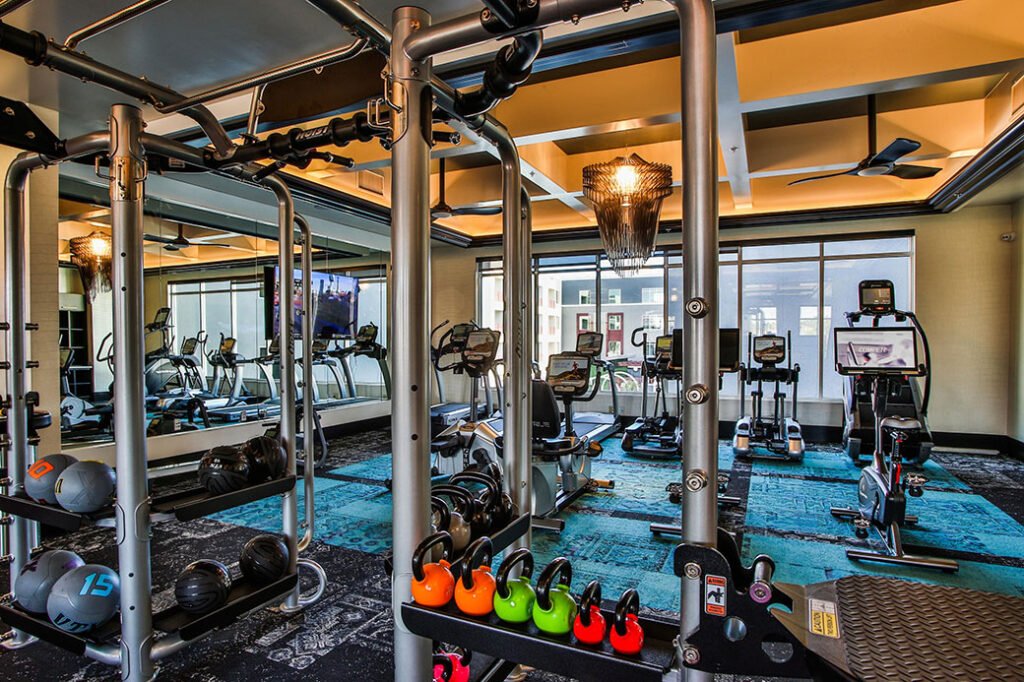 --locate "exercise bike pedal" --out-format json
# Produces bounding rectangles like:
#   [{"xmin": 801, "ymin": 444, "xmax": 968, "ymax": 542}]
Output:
[
  {"xmin": 717, "ymin": 473, "xmax": 729, "ymax": 494},
  {"xmin": 853, "ymin": 517, "xmax": 870, "ymax": 539},
  {"xmin": 905, "ymin": 473, "xmax": 927, "ymax": 497}
]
